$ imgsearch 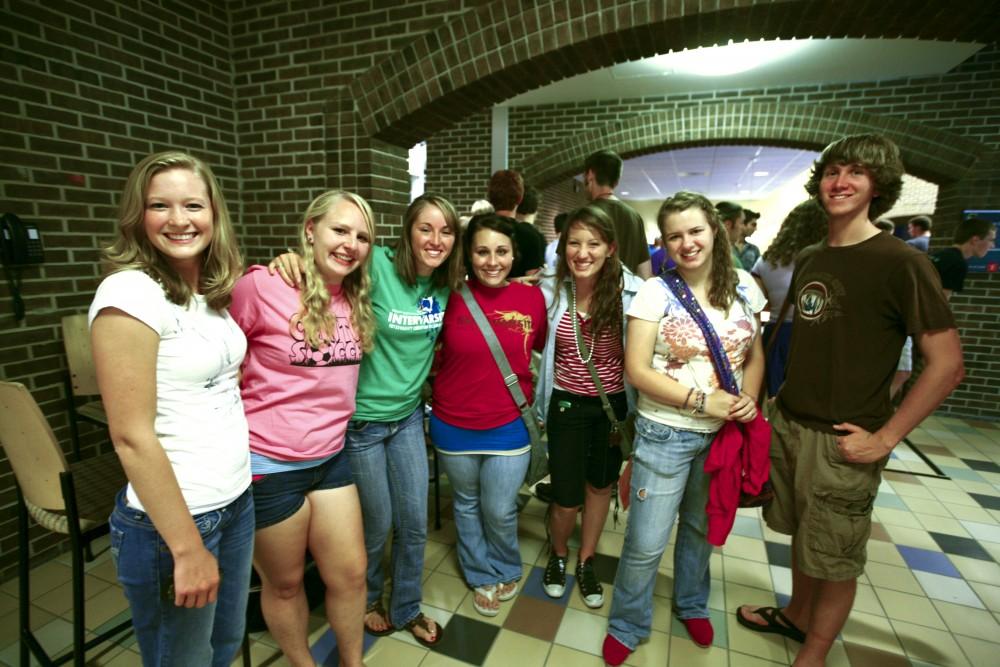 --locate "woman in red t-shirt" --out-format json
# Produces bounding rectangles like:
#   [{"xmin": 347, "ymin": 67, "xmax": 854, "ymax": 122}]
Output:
[{"xmin": 429, "ymin": 214, "xmax": 547, "ymax": 617}]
